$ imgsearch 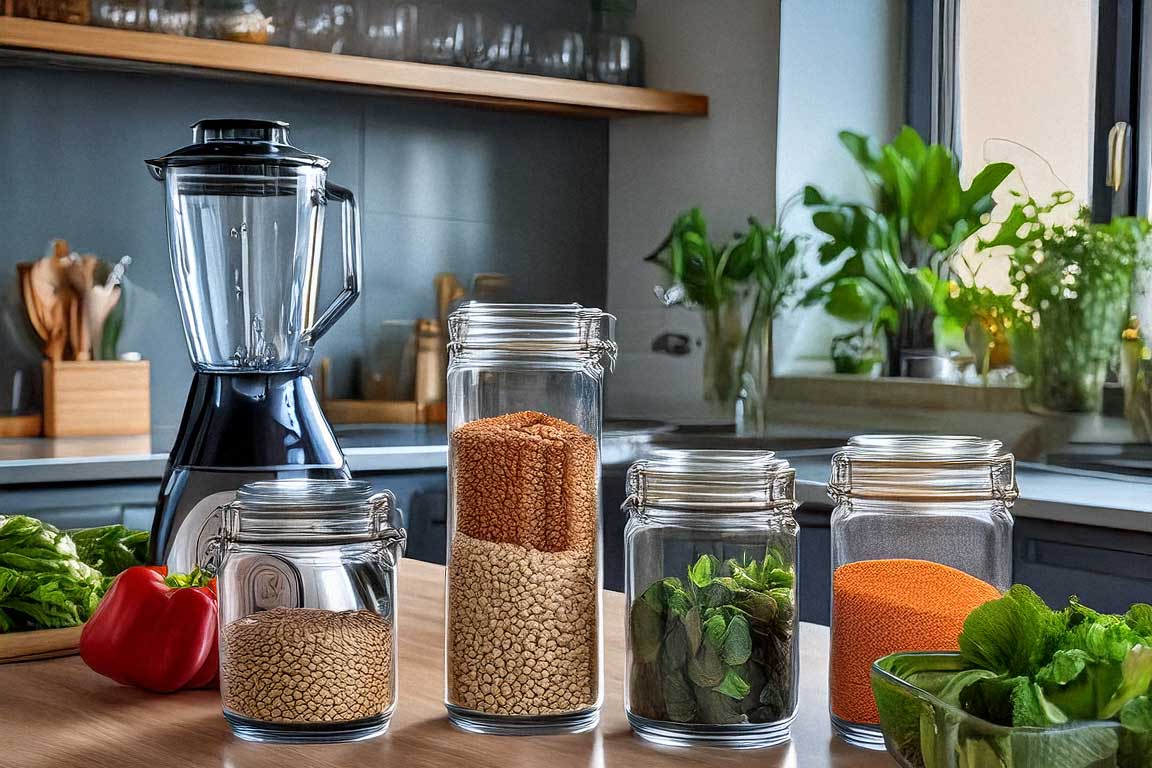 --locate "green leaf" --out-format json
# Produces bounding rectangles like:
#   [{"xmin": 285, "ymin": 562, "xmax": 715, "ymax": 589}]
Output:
[
  {"xmin": 1119, "ymin": 697, "xmax": 1152, "ymax": 767},
  {"xmin": 737, "ymin": 590, "xmax": 778, "ymax": 625},
  {"xmin": 0, "ymin": 516, "xmax": 105, "ymax": 632},
  {"xmin": 1125, "ymin": 604, "xmax": 1152, "ymax": 639},
  {"xmin": 721, "ymin": 615, "xmax": 753, "ymax": 666},
  {"xmin": 713, "ymin": 668, "xmax": 752, "ymax": 700},
  {"xmin": 687, "ymin": 554, "xmax": 718, "ymax": 589},
  {"xmin": 630, "ymin": 599, "xmax": 665, "ymax": 664},
  {"xmin": 687, "ymin": 644, "xmax": 726, "ymax": 688},
  {"xmin": 681, "ymin": 605, "xmax": 702, "ymax": 655},
  {"xmin": 662, "ymin": 671, "xmax": 697, "ymax": 723},
  {"xmin": 68, "ymin": 524, "xmax": 149, "ymax": 578},
  {"xmin": 702, "ymin": 614, "xmax": 727, "ymax": 651},
  {"xmin": 959, "ymin": 585, "xmax": 1066, "ymax": 677}
]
